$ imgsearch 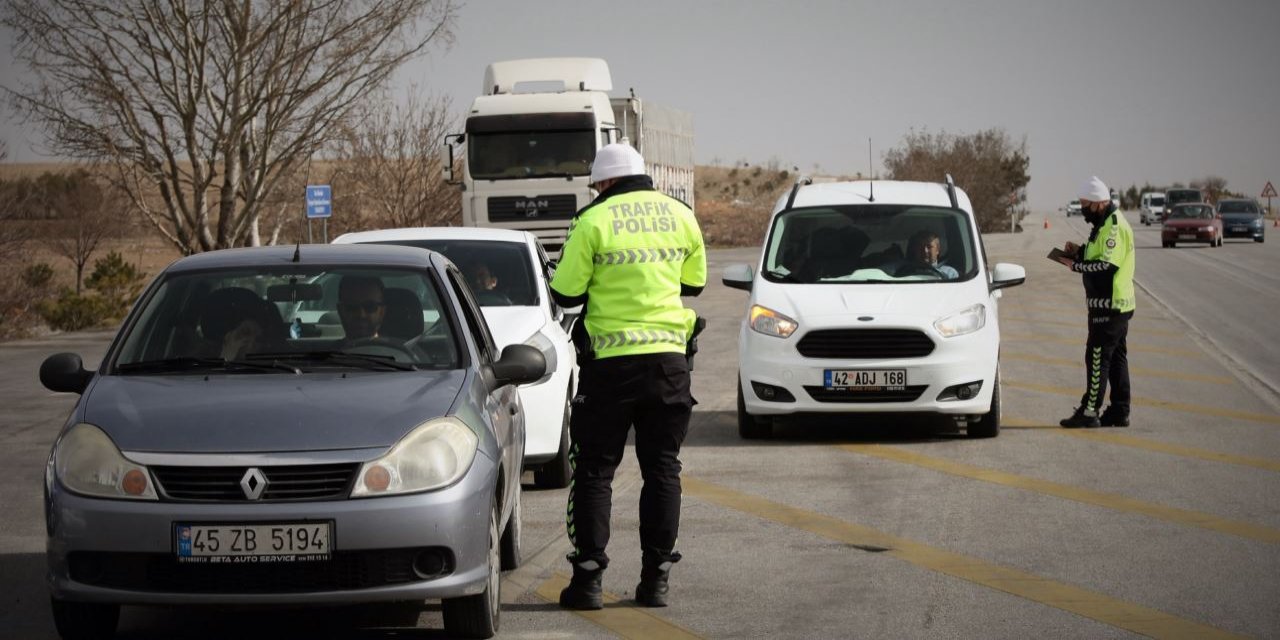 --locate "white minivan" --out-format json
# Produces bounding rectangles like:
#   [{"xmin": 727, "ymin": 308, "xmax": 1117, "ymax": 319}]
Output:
[
  {"xmin": 1140, "ymin": 192, "xmax": 1166, "ymax": 225},
  {"xmin": 722, "ymin": 178, "xmax": 1025, "ymax": 439}
]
